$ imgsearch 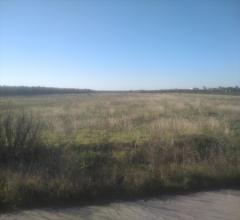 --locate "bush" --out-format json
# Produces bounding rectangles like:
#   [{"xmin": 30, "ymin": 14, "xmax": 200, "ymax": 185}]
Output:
[{"xmin": 0, "ymin": 111, "xmax": 43, "ymax": 166}]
